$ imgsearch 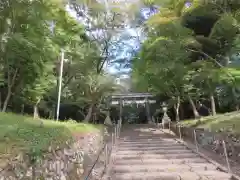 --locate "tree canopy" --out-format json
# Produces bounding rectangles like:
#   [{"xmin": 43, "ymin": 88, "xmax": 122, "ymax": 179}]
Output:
[
  {"xmin": 0, "ymin": 0, "xmax": 127, "ymax": 122},
  {"xmin": 132, "ymin": 0, "xmax": 240, "ymax": 119},
  {"xmin": 1, "ymin": 0, "xmax": 240, "ymax": 122}
]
